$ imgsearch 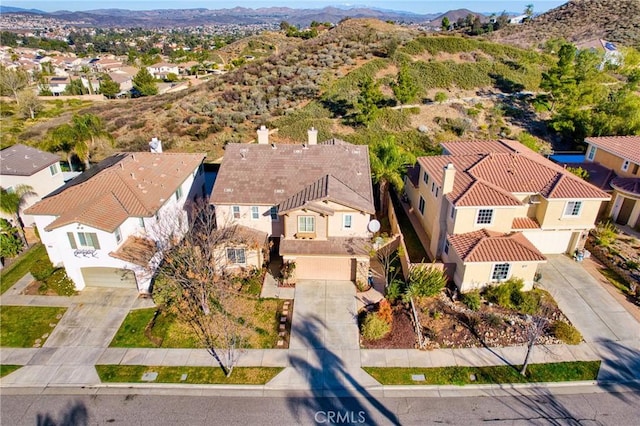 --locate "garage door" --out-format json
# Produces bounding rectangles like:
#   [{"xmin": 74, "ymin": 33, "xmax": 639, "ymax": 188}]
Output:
[
  {"xmin": 522, "ymin": 230, "xmax": 573, "ymax": 254},
  {"xmin": 295, "ymin": 257, "xmax": 355, "ymax": 281},
  {"xmin": 81, "ymin": 267, "xmax": 137, "ymax": 288}
]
